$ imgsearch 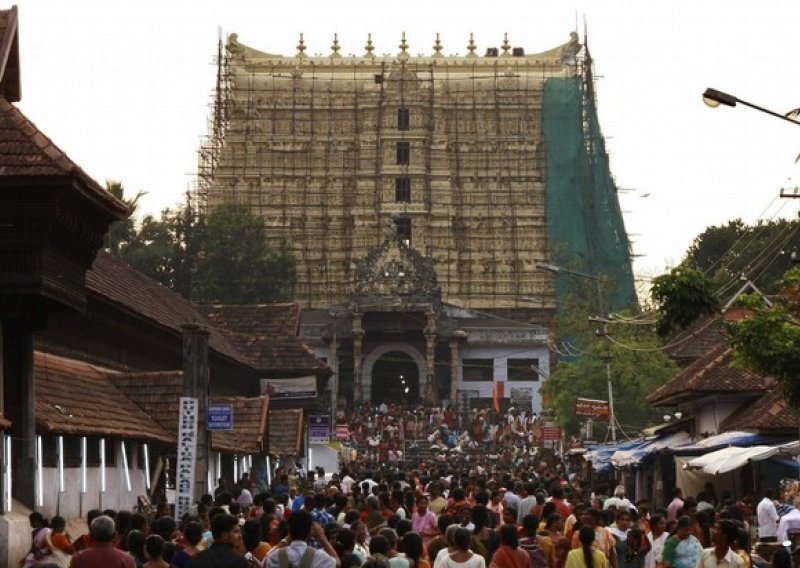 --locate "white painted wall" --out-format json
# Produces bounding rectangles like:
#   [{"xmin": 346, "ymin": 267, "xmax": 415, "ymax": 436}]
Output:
[
  {"xmin": 694, "ymin": 400, "xmax": 742, "ymax": 437},
  {"xmin": 459, "ymin": 344, "xmax": 549, "ymax": 413}
]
